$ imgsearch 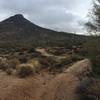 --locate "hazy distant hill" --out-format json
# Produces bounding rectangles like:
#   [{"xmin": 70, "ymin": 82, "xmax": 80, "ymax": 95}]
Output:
[{"xmin": 0, "ymin": 14, "xmax": 87, "ymax": 50}]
